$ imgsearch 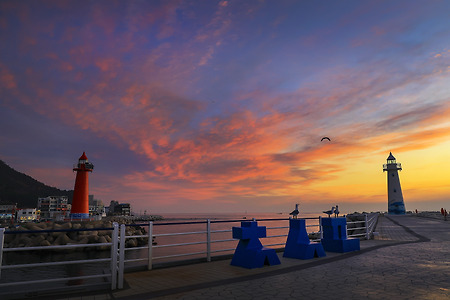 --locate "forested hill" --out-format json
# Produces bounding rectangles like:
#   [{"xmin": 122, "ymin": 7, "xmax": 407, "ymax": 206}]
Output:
[{"xmin": 0, "ymin": 160, "xmax": 73, "ymax": 208}]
